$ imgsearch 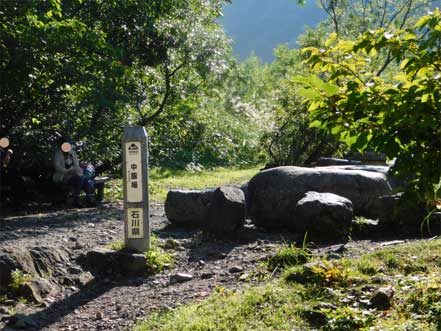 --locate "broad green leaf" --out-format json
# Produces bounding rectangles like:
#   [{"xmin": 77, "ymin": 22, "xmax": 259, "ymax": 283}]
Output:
[
  {"xmin": 309, "ymin": 120, "xmax": 322, "ymax": 128},
  {"xmin": 415, "ymin": 16, "xmax": 430, "ymax": 28},
  {"xmin": 322, "ymin": 83, "xmax": 339, "ymax": 96},
  {"xmin": 297, "ymin": 88, "xmax": 321, "ymax": 101},
  {"xmin": 325, "ymin": 33, "xmax": 338, "ymax": 47},
  {"xmin": 421, "ymin": 94, "xmax": 431, "ymax": 103}
]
